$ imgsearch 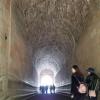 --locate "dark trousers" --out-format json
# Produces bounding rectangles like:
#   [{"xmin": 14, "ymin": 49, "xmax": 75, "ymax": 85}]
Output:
[
  {"xmin": 73, "ymin": 94, "xmax": 85, "ymax": 100},
  {"xmin": 89, "ymin": 91, "xmax": 98, "ymax": 100},
  {"xmin": 89, "ymin": 97, "xmax": 96, "ymax": 100}
]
